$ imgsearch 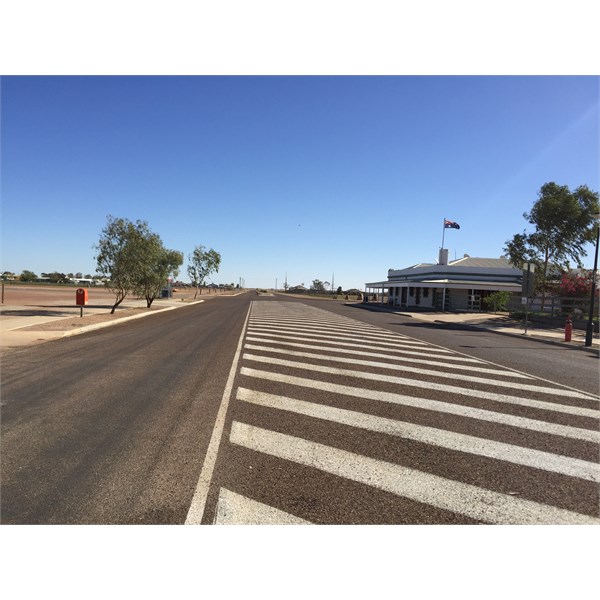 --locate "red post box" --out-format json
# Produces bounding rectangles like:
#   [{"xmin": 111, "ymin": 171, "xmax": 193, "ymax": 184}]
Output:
[{"xmin": 76, "ymin": 288, "xmax": 88, "ymax": 306}]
